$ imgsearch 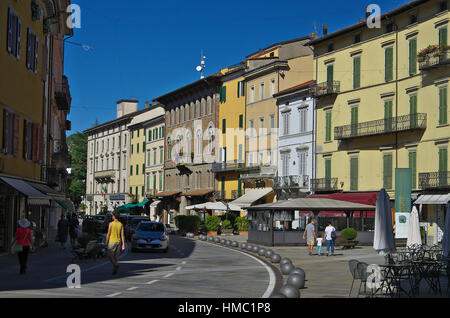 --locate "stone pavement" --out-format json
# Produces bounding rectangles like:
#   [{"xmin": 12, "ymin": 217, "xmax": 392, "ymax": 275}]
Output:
[{"xmin": 217, "ymin": 235, "xmax": 449, "ymax": 298}]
